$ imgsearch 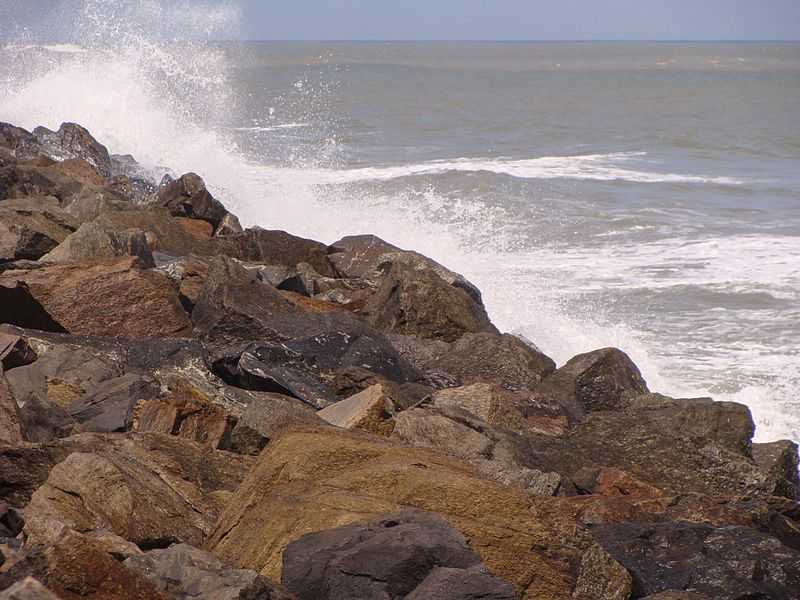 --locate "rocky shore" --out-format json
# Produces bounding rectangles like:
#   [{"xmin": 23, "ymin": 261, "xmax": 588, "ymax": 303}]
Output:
[{"xmin": 0, "ymin": 120, "xmax": 798, "ymax": 600}]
